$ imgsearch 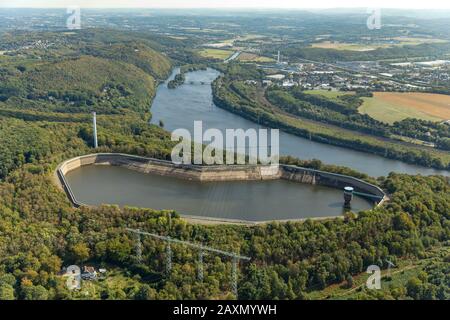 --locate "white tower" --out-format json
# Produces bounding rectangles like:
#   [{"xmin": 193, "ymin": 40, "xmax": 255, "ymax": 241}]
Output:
[
  {"xmin": 277, "ymin": 51, "xmax": 281, "ymax": 64},
  {"xmin": 92, "ymin": 112, "xmax": 98, "ymax": 148}
]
